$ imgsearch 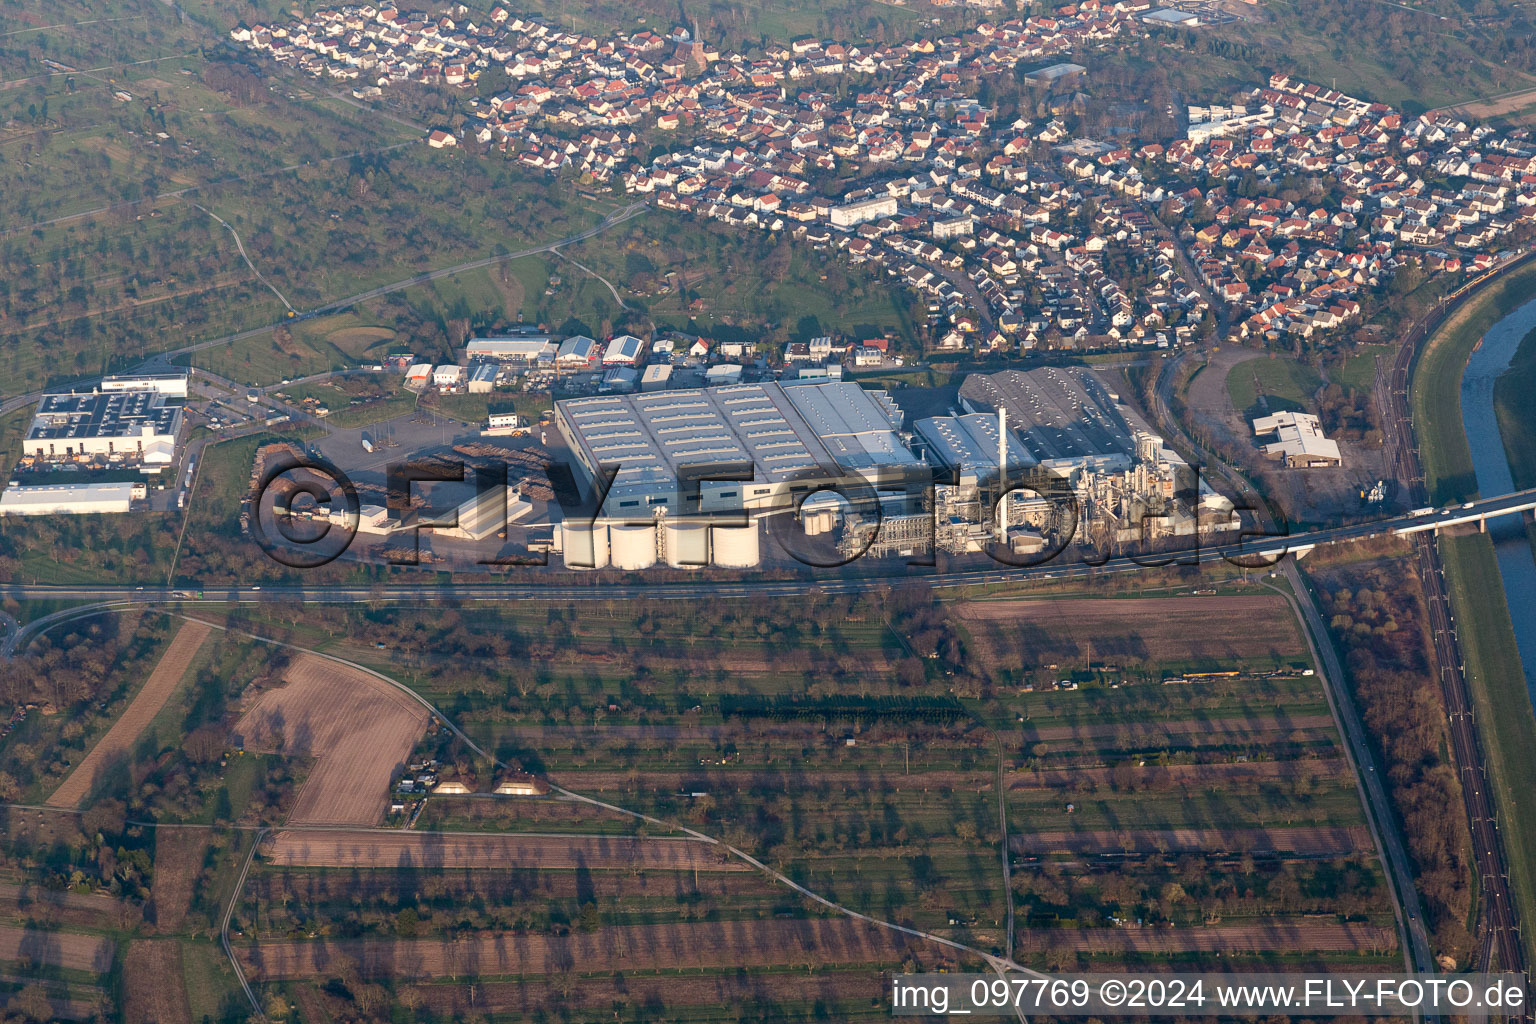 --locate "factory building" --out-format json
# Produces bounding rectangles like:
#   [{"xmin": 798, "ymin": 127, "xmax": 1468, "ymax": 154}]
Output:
[
  {"xmin": 23, "ymin": 376, "xmax": 186, "ymax": 466},
  {"xmin": 465, "ymin": 336, "xmax": 558, "ymax": 364},
  {"xmin": 1253, "ymin": 411, "xmax": 1342, "ymax": 468},
  {"xmin": 602, "ymin": 334, "xmax": 646, "ymax": 366},
  {"xmin": 914, "ymin": 412, "xmax": 1038, "ymax": 485},
  {"xmin": 0, "ymin": 480, "xmax": 143, "ymax": 516},
  {"xmin": 99, "ymin": 373, "xmax": 189, "ymax": 397},
  {"xmin": 556, "ymin": 335, "xmax": 599, "ymax": 367},
  {"xmin": 554, "ymin": 380, "xmax": 921, "ymax": 521},
  {"xmin": 959, "ymin": 368, "xmax": 1239, "ymax": 548}
]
